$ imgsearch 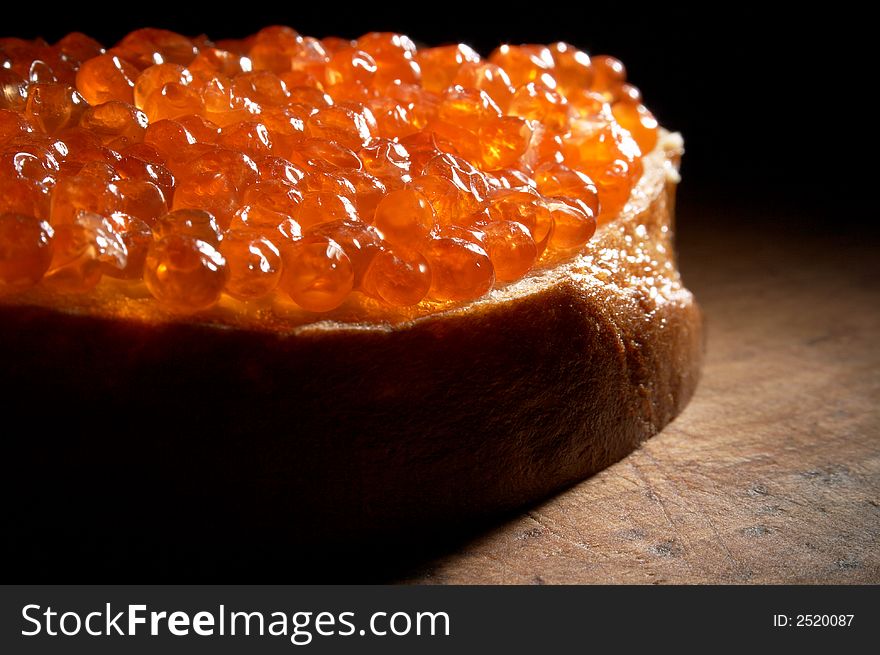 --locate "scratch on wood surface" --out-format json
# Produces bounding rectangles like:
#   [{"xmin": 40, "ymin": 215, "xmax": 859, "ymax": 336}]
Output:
[
  {"xmin": 526, "ymin": 511, "xmax": 592, "ymax": 554},
  {"xmin": 478, "ymin": 551, "xmax": 532, "ymax": 581},
  {"xmin": 613, "ymin": 473, "xmax": 644, "ymax": 489},
  {"xmin": 628, "ymin": 456, "xmax": 677, "ymax": 532},
  {"xmin": 638, "ymin": 449, "xmax": 749, "ymax": 577},
  {"xmin": 642, "ymin": 449, "xmax": 749, "ymax": 576},
  {"xmin": 626, "ymin": 458, "xmax": 697, "ymax": 575},
  {"xmin": 700, "ymin": 510, "xmax": 749, "ymax": 579}
]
